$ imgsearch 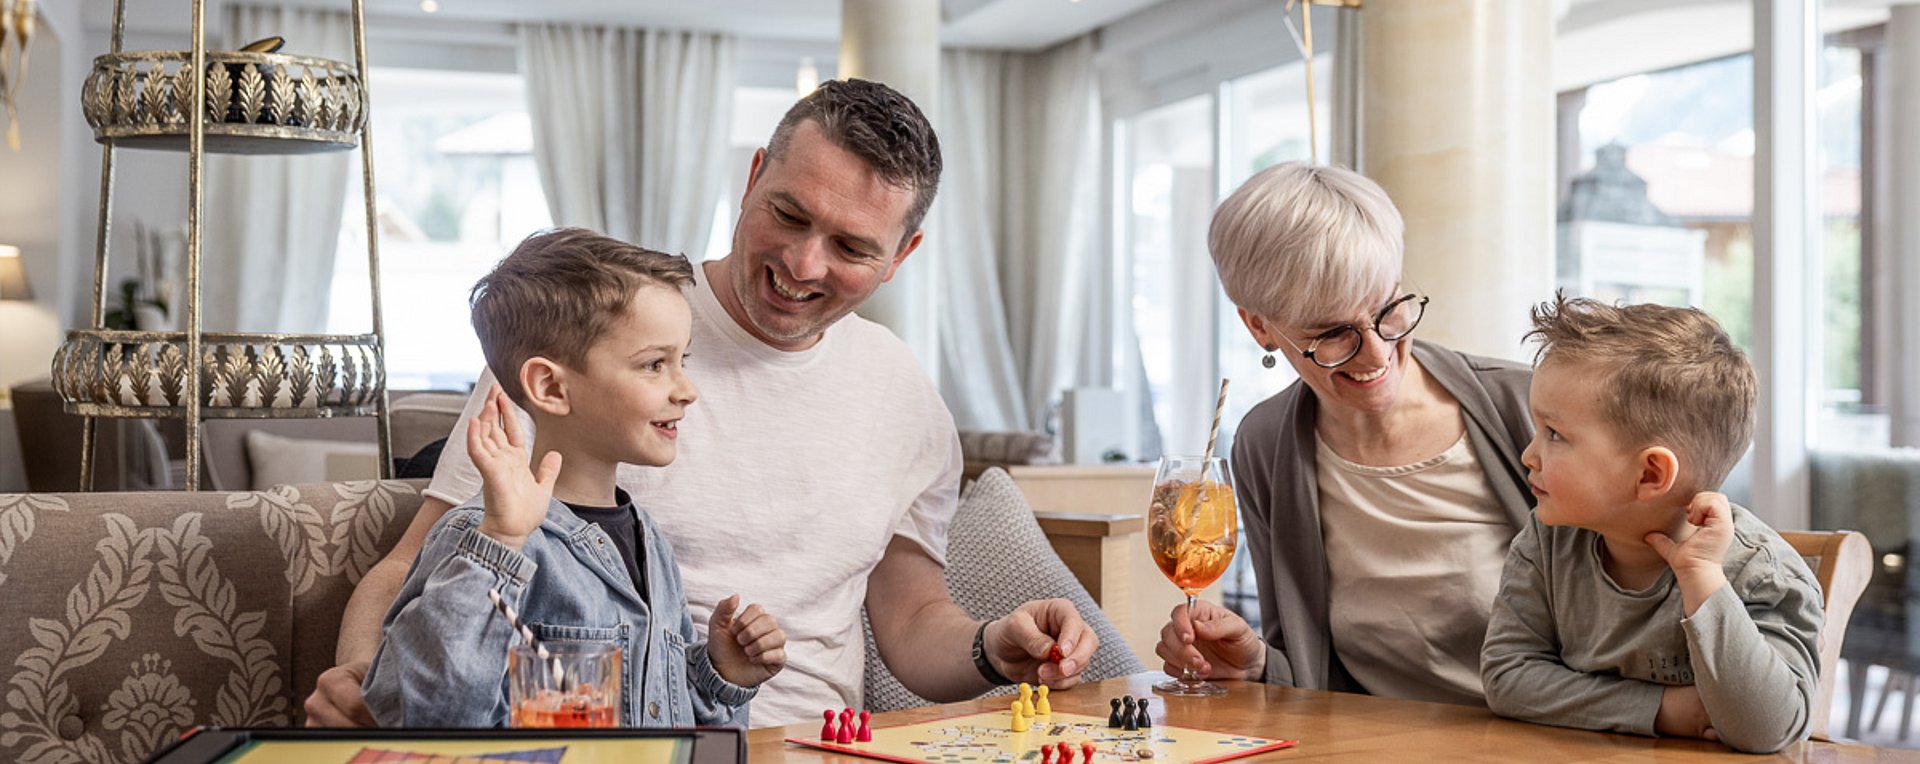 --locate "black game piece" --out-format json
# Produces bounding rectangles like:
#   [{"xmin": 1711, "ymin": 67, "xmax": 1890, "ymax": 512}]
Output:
[
  {"xmin": 1108, "ymin": 697, "xmax": 1123, "ymax": 728},
  {"xmin": 1121, "ymin": 696, "xmax": 1139, "ymax": 731},
  {"xmin": 1136, "ymin": 697, "xmax": 1152, "ymax": 729}
]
